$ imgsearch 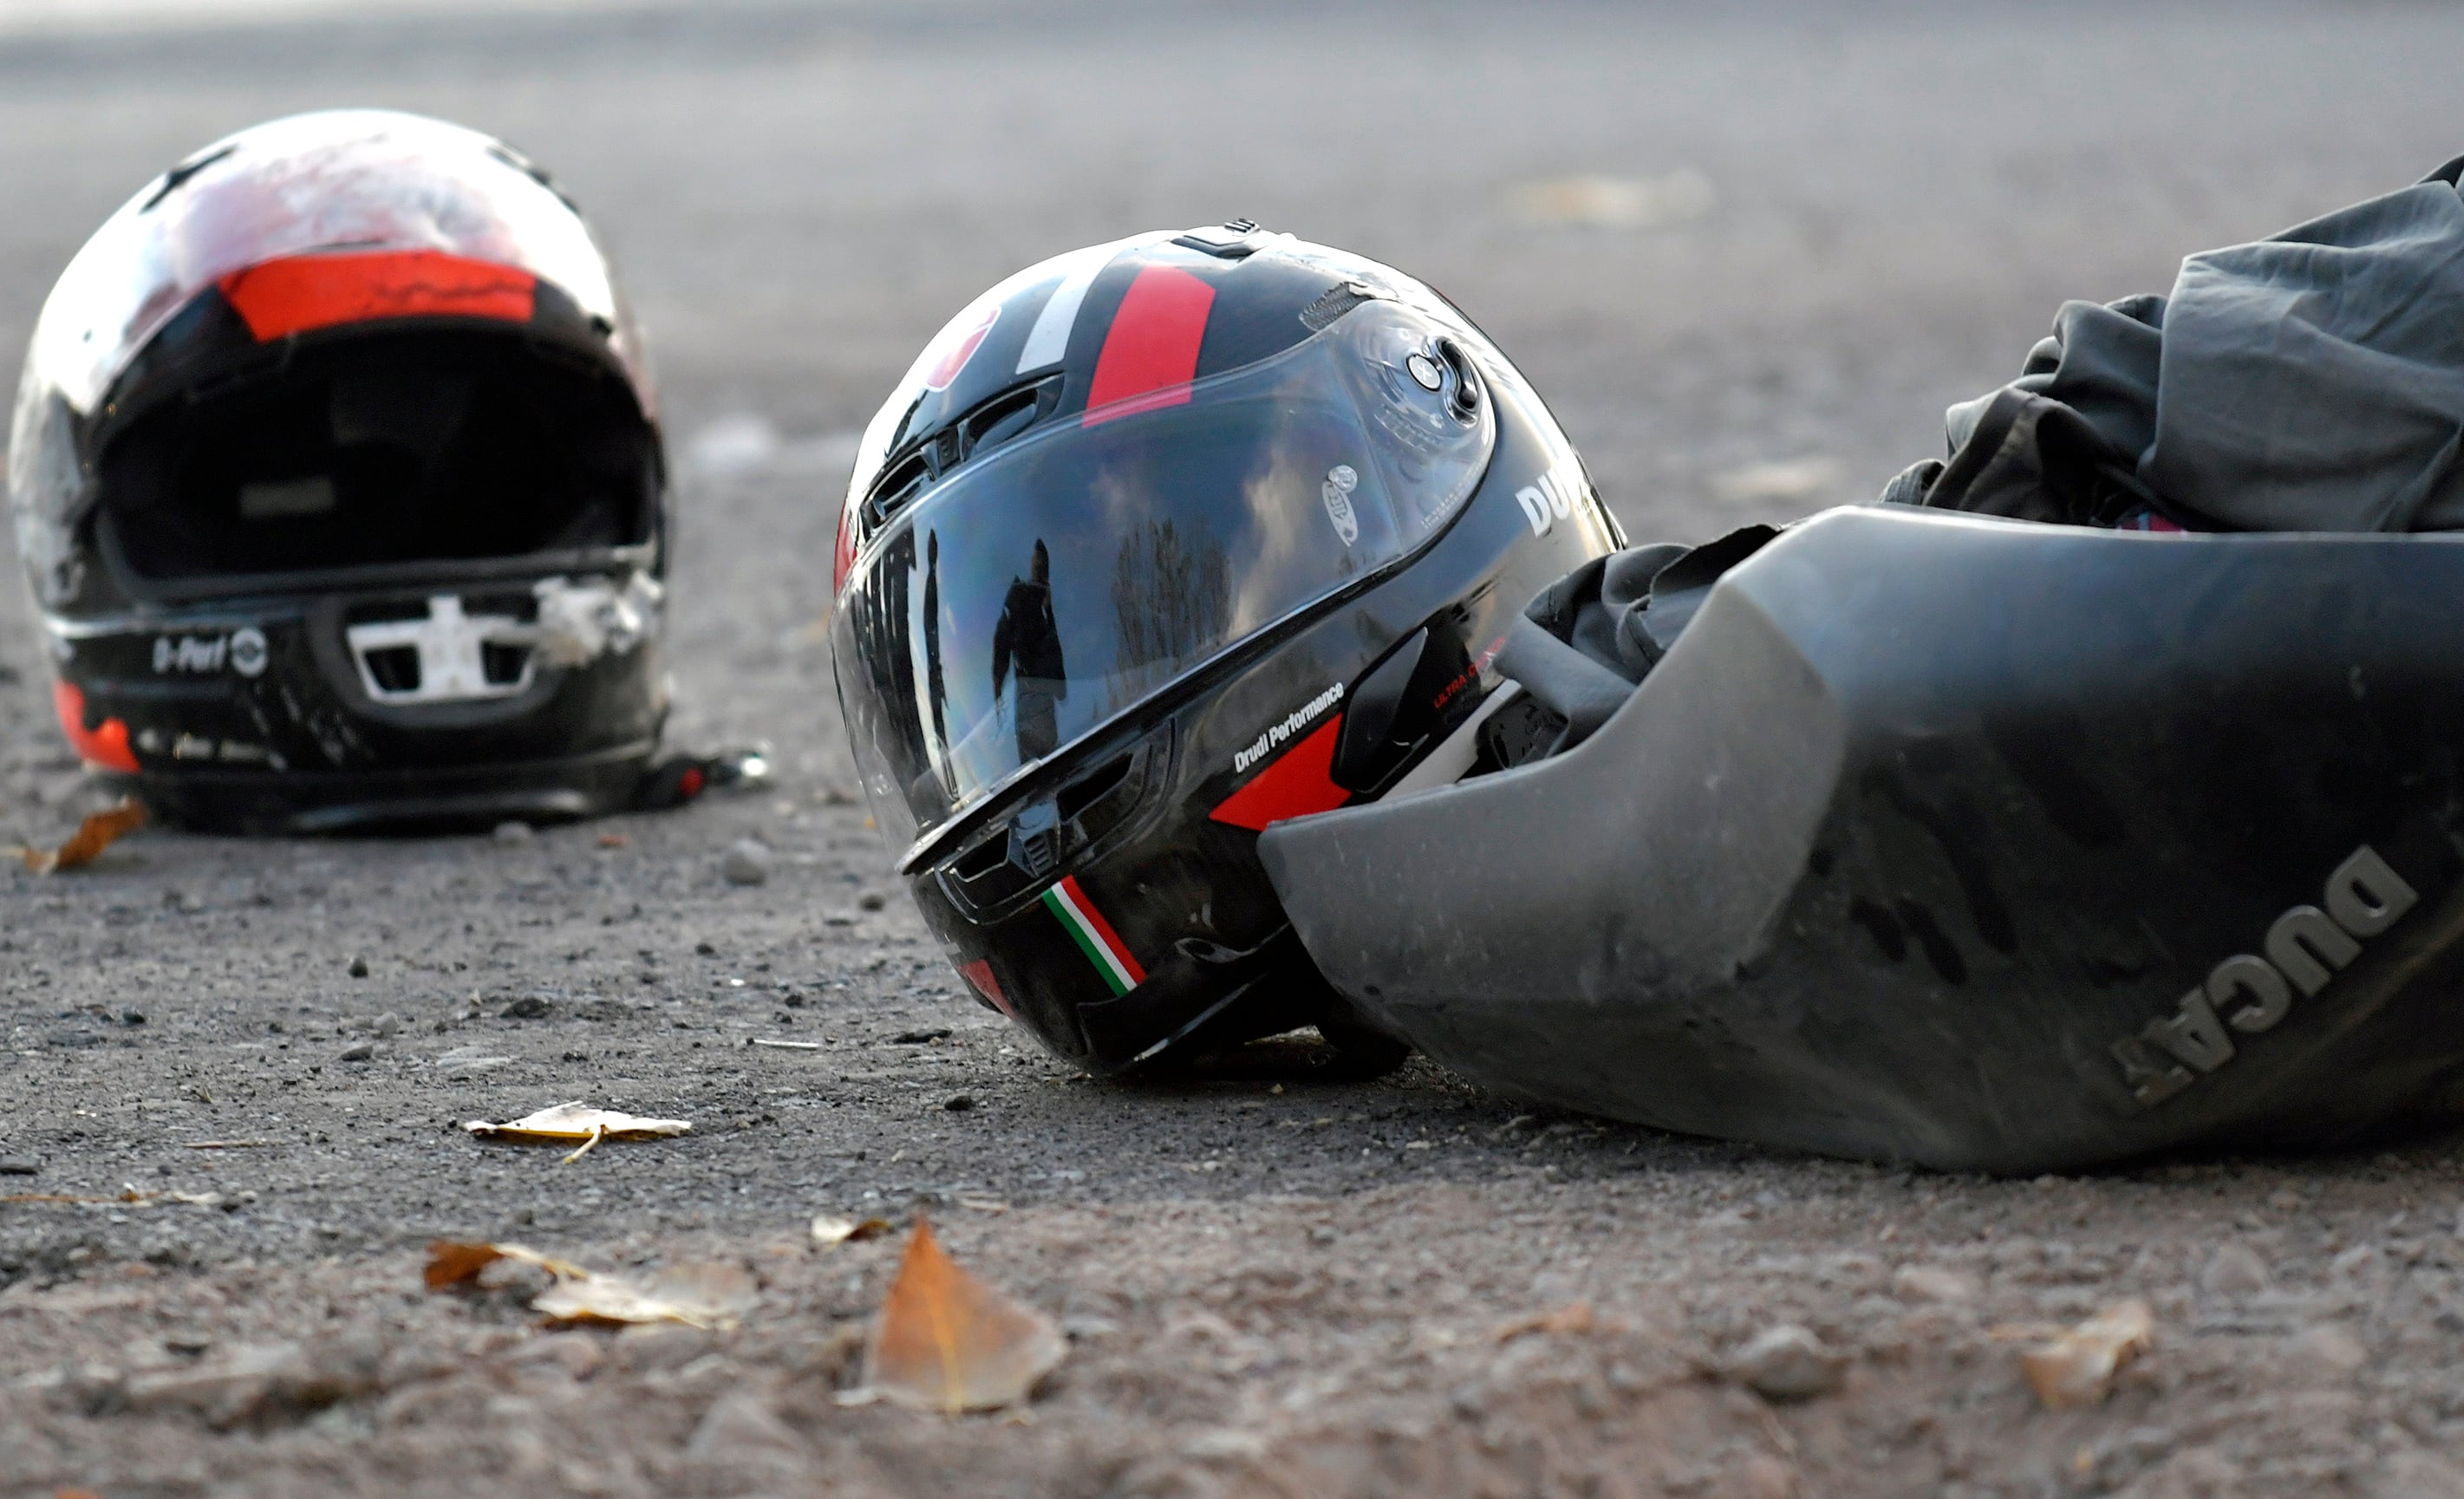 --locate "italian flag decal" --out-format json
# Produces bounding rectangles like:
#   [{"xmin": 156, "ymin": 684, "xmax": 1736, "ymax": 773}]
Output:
[{"xmin": 1041, "ymin": 875, "xmax": 1147, "ymax": 997}]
